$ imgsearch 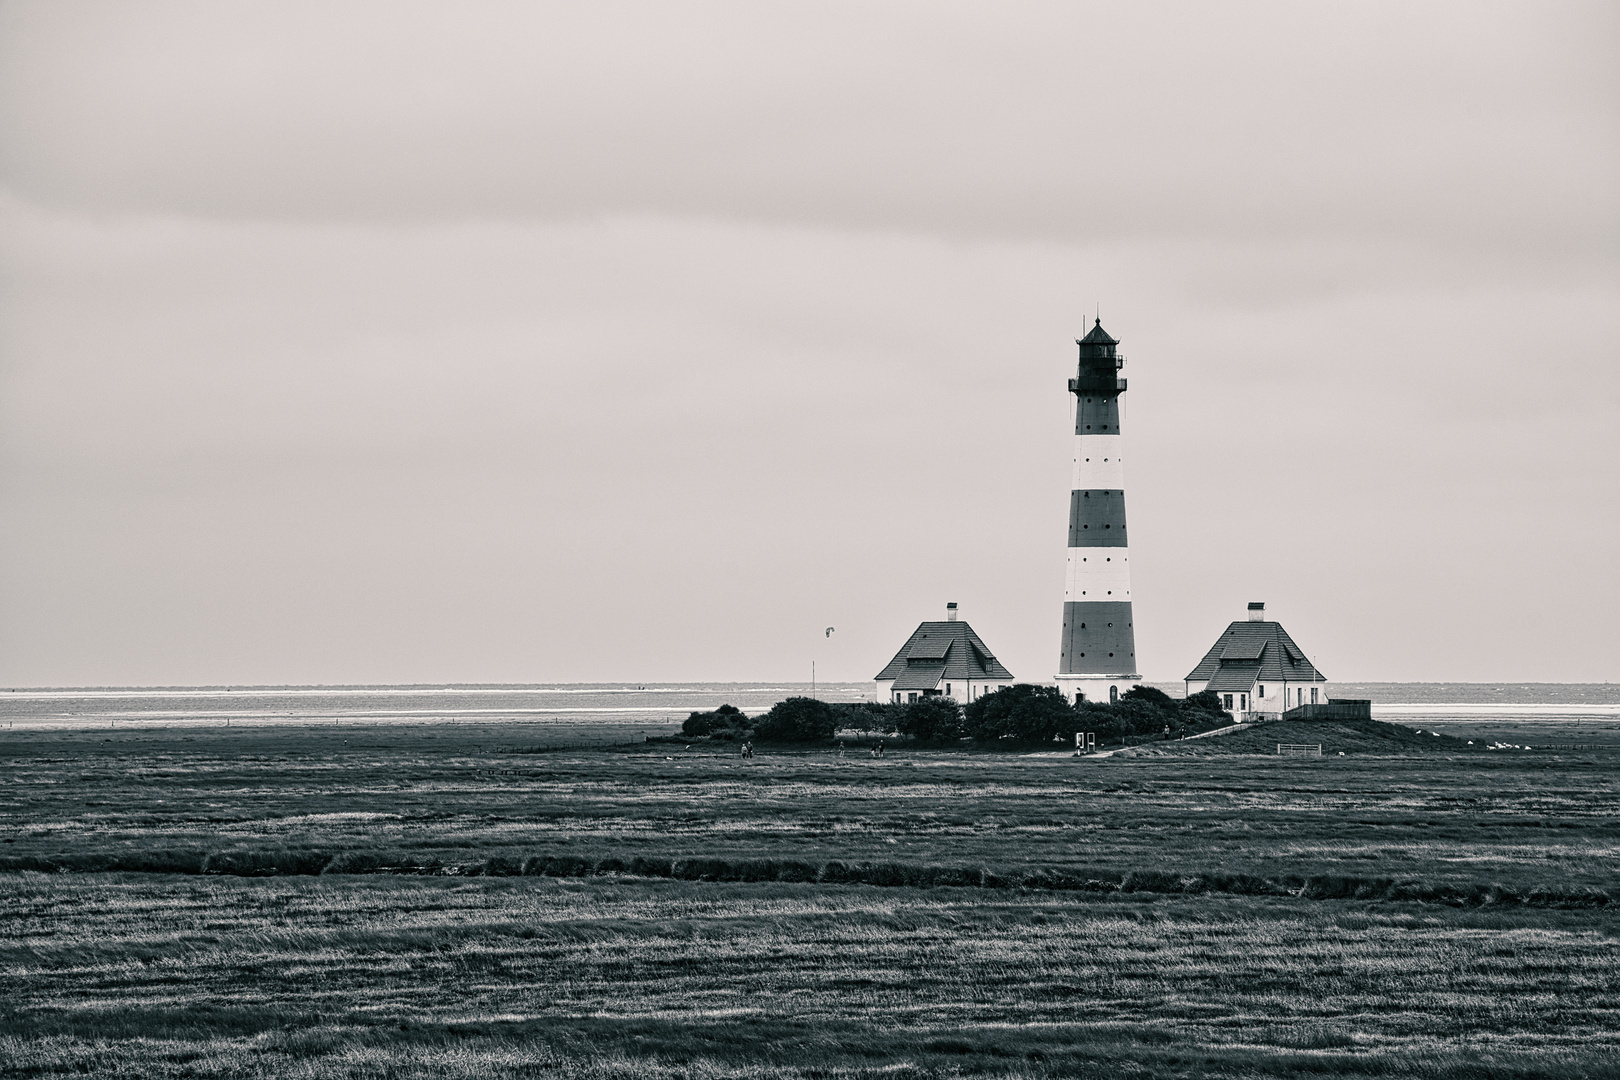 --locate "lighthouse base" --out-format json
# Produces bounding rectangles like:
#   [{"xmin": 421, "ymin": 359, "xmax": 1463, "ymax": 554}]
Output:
[{"xmin": 1054, "ymin": 673, "xmax": 1143, "ymax": 707}]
